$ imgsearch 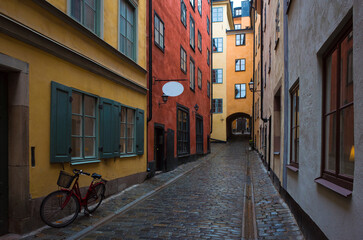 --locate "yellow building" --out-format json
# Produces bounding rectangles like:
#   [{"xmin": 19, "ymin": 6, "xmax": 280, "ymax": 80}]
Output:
[
  {"xmin": 211, "ymin": 0, "xmax": 233, "ymax": 142},
  {"xmin": 211, "ymin": 0, "xmax": 253, "ymax": 142},
  {"xmin": 0, "ymin": 0, "xmax": 147, "ymax": 234}
]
